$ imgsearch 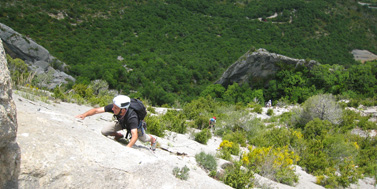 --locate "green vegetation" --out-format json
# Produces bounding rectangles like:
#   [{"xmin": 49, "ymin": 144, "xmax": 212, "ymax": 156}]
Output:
[
  {"xmin": 172, "ymin": 165, "xmax": 190, "ymax": 180},
  {"xmin": 12, "ymin": 77, "xmax": 377, "ymax": 188},
  {"xmin": 195, "ymin": 151, "xmax": 217, "ymax": 175},
  {"xmin": 222, "ymin": 161, "xmax": 254, "ymax": 189},
  {"xmin": 3, "ymin": 0, "xmax": 377, "ymax": 188},
  {"xmin": 194, "ymin": 128, "xmax": 212, "ymax": 145},
  {"xmin": 1, "ymin": 0, "xmax": 377, "ymax": 105}
]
